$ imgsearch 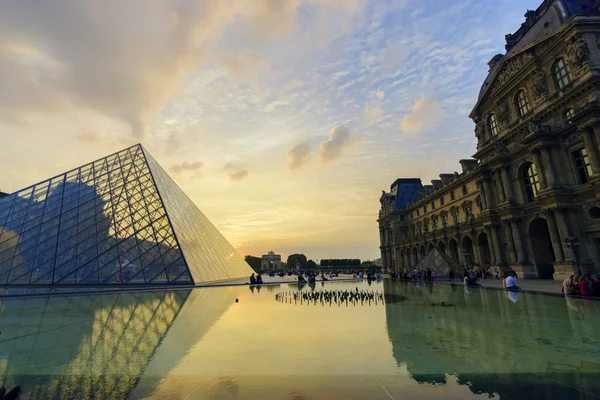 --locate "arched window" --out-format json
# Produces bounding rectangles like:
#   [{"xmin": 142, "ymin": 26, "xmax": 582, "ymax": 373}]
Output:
[
  {"xmin": 565, "ymin": 108, "xmax": 575, "ymax": 124},
  {"xmin": 487, "ymin": 114, "xmax": 498, "ymax": 136},
  {"xmin": 552, "ymin": 58, "xmax": 572, "ymax": 90},
  {"xmin": 514, "ymin": 90, "xmax": 530, "ymax": 117},
  {"xmin": 523, "ymin": 163, "xmax": 541, "ymax": 201}
]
